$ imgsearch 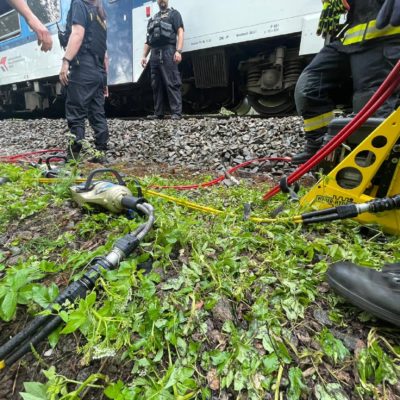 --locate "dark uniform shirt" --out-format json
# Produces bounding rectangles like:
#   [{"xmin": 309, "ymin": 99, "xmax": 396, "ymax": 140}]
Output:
[
  {"xmin": 70, "ymin": 0, "xmax": 90, "ymax": 58},
  {"xmin": 67, "ymin": 0, "xmax": 107, "ymax": 62}
]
